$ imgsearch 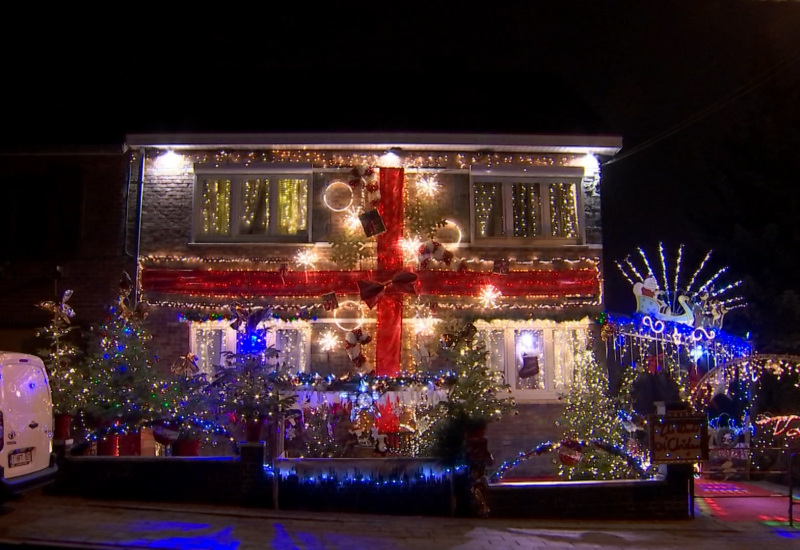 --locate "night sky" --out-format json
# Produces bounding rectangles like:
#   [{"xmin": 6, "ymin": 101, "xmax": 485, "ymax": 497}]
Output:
[{"xmin": 3, "ymin": 2, "xmax": 800, "ymax": 346}]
